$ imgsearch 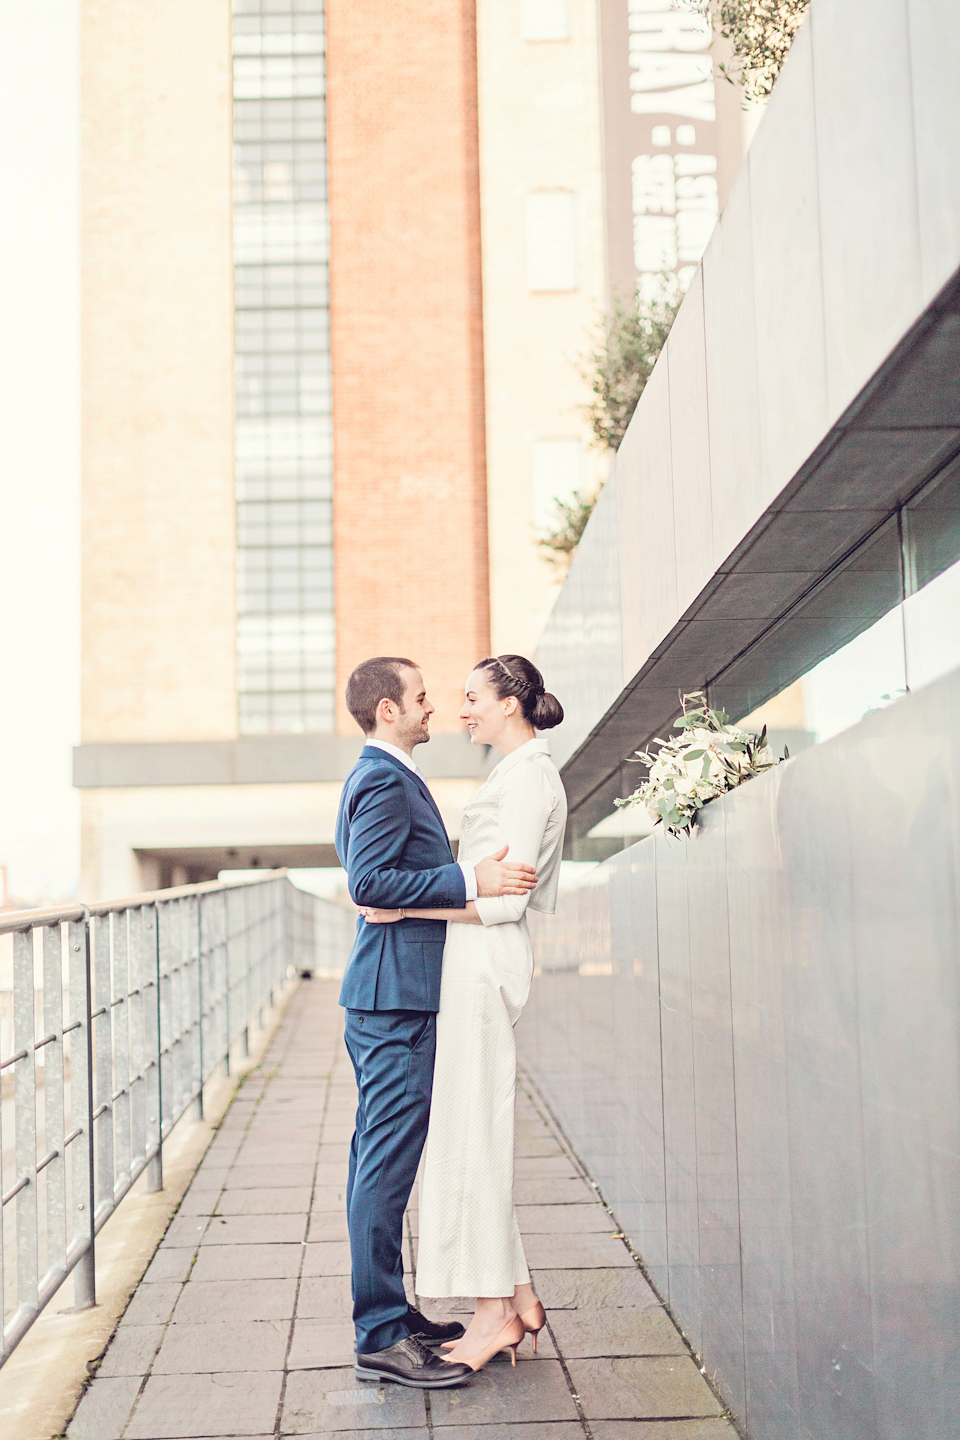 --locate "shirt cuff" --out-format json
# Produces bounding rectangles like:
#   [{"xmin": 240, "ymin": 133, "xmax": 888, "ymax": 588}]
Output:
[{"xmin": 458, "ymin": 860, "xmax": 478, "ymax": 903}]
